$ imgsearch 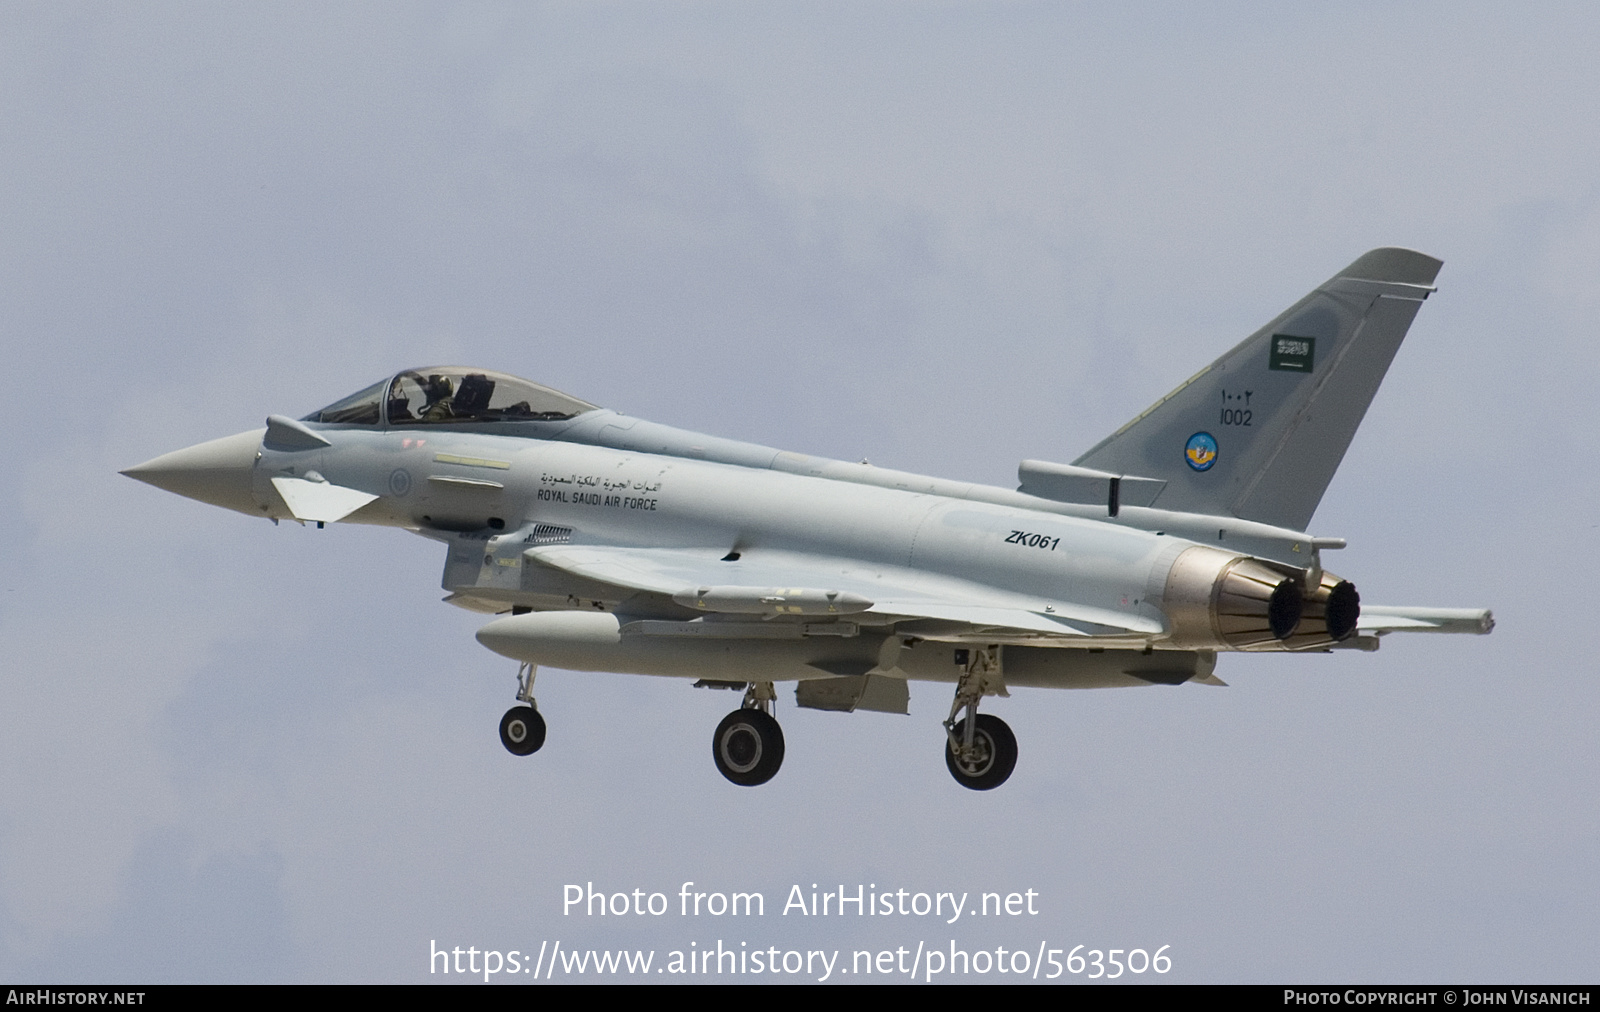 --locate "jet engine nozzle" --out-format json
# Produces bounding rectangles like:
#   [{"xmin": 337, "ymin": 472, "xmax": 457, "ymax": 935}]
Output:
[
  {"xmin": 1250, "ymin": 571, "xmax": 1361, "ymax": 652},
  {"xmin": 1161, "ymin": 545, "xmax": 1305, "ymax": 649}
]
